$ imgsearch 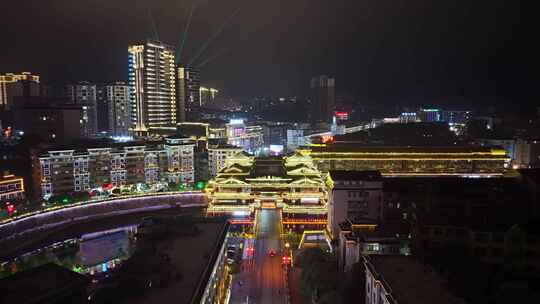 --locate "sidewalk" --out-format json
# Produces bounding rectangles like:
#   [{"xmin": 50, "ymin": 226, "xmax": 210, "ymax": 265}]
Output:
[{"xmin": 229, "ymin": 259, "xmax": 254, "ymax": 304}]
